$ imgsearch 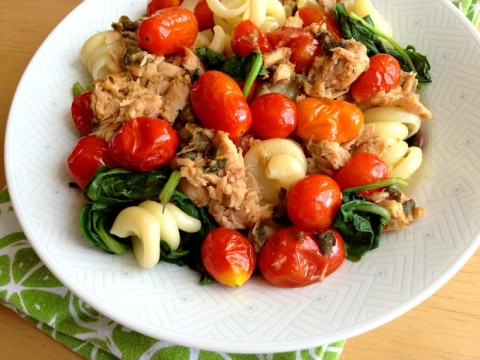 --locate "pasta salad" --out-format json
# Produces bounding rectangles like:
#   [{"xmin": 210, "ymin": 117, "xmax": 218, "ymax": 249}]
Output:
[{"xmin": 67, "ymin": 0, "xmax": 432, "ymax": 288}]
